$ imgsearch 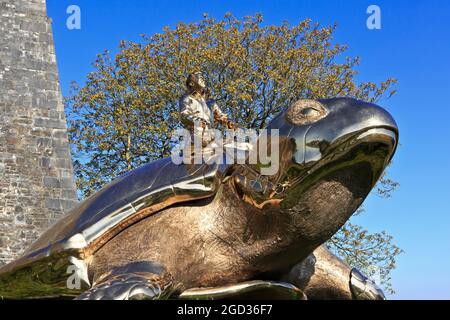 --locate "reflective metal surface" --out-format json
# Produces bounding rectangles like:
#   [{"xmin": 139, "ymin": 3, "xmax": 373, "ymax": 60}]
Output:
[{"xmin": 0, "ymin": 97, "xmax": 398, "ymax": 299}]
